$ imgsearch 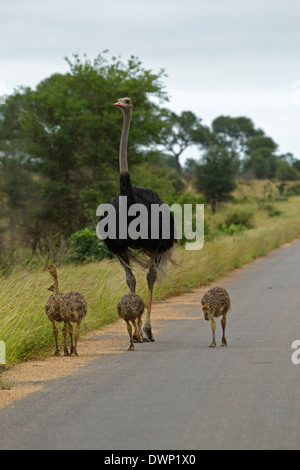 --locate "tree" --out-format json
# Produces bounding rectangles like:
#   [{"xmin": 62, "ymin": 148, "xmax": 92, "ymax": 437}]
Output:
[
  {"xmin": 160, "ymin": 110, "xmax": 209, "ymax": 175},
  {"xmin": 212, "ymin": 115, "xmax": 262, "ymax": 172},
  {"xmin": 276, "ymin": 161, "xmax": 300, "ymax": 181},
  {"xmin": 212, "ymin": 116, "xmax": 260, "ymax": 152},
  {"xmin": 0, "ymin": 91, "xmax": 42, "ymax": 263},
  {"xmin": 243, "ymin": 135, "xmax": 279, "ymax": 179},
  {"xmin": 183, "ymin": 158, "xmax": 199, "ymax": 182},
  {"xmin": 293, "ymin": 159, "xmax": 300, "ymax": 173},
  {"xmin": 195, "ymin": 146, "xmax": 236, "ymax": 213},
  {"xmin": 19, "ymin": 53, "xmax": 169, "ymax": 239},
  {"xmin": 279, "ymin": 152, "xmax": 296, "ymax": 166},
  {"xmin": 250, "ymin": 149, "xmax": 279, "ymax": 179}
]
